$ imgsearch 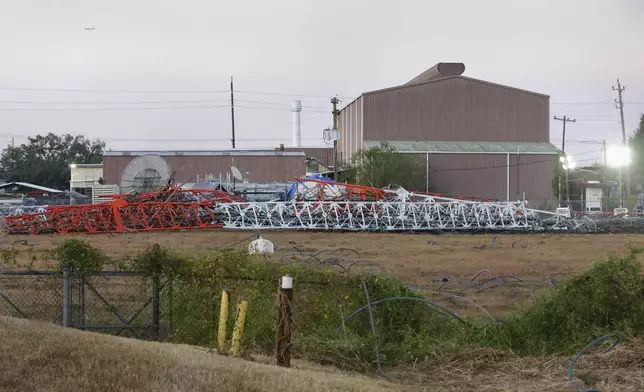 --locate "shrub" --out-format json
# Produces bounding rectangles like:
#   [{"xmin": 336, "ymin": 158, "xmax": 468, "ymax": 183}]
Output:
[
  {"xmin": 480, "ymin": 248, "xmax": 644, "ymax": 354},
  {"xmin": 55, "ymin": 238, "xmax": 111, "ymax": 272}
]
